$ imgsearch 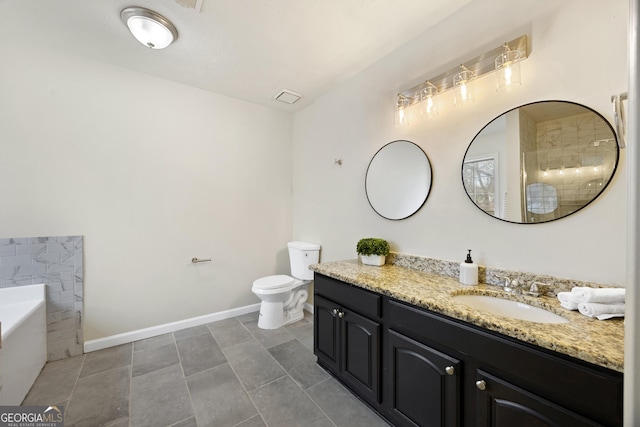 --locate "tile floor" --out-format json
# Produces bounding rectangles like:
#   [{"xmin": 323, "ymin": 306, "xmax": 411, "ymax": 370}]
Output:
[{"xmin": 23, "ymin": 311, "xmax": 390, "ymax": 427}]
